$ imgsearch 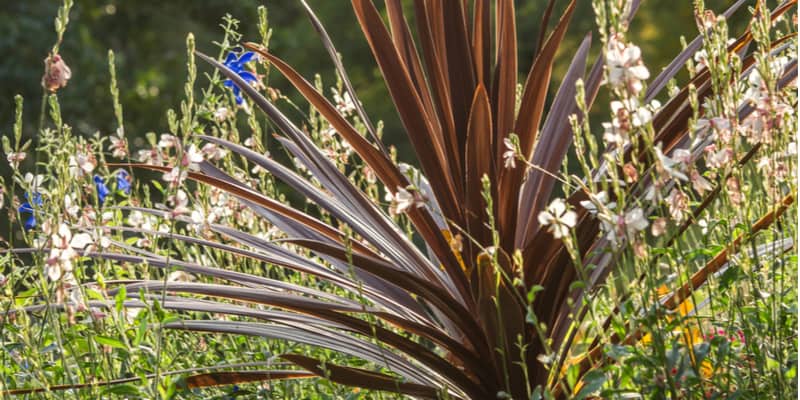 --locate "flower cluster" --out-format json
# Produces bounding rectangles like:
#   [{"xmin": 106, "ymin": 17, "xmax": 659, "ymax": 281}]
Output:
[
  {"xmin": 604, "ymin": 33, "xmax": 650, "ymax": 95},
  {"xmin": 222, "ymin": 51, "xmax": 258, "ymax": 105}
]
